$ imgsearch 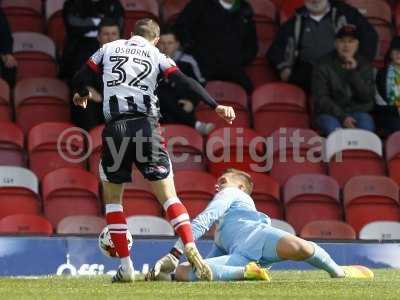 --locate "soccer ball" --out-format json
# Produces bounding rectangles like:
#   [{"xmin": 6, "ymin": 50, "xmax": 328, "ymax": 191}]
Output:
[{"xmin": 98, "ymin": 227, "xmax": 133, "ymax": 258}]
